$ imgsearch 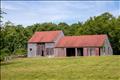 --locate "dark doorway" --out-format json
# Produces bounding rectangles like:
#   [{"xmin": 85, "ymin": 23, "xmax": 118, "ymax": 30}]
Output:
[
  {"xmin": 66, "ymin": 48, "xmax": 75, "ymax": 56},
  {"xmin": 77, "ymin": 48, "xmax": 83, "ymax": 56},
  {"xmin": 41, "ymin": 50, "xmax": 44, "ymax": 56},
  {"xmin": 99, "ymin": 48, "xmax": 101, "ymax": 56}
]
